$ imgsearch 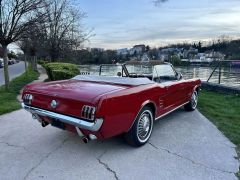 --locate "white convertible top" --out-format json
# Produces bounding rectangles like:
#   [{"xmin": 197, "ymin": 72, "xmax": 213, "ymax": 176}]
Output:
[{"xmin": 72, "ymin": 75, "xmax": 154, "ymax": 86}]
